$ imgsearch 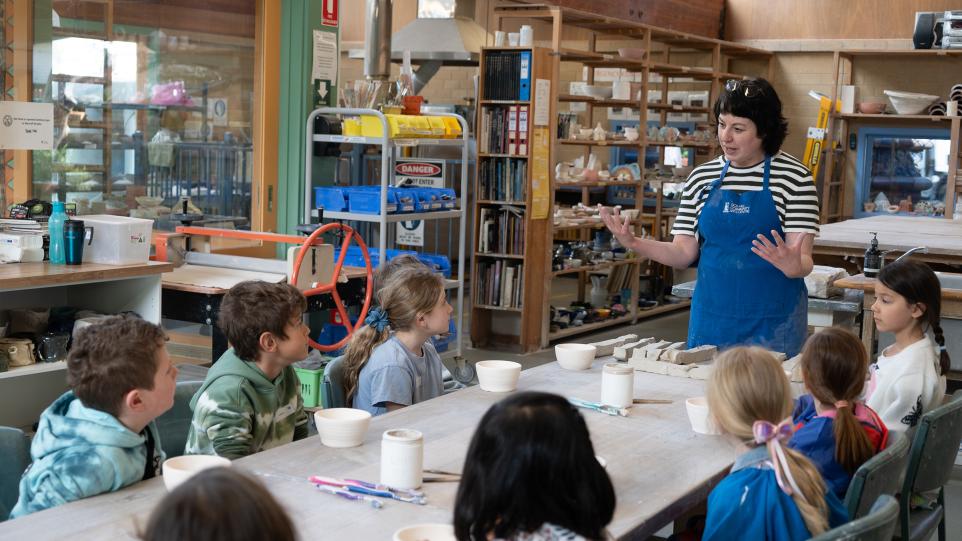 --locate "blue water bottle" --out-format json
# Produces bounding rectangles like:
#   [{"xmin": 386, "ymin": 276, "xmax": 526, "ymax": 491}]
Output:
[{"xmin": 48, "ymin": 201, "xmax": 67, "ymax": 264}]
